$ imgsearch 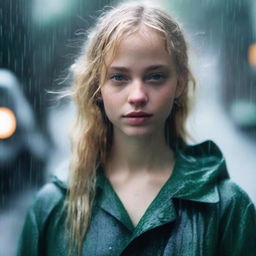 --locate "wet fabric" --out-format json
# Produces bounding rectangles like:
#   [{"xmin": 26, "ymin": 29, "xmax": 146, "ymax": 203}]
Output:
[{"xmin": 17, "ymin": 140, "xmax": 256, "ymax": 256}]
